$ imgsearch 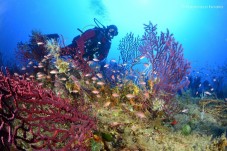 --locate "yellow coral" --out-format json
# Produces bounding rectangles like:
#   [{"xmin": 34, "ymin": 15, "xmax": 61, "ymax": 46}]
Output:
[
  {"xmin": 125, "ymin": 81, "xmax": 140, "ymax": 95},
  {"xmin": 65, "ymin": 81, "xmax": 80, "ymax": 93},
  {"xmin": 132, "ymin": 84, "xmax": 140, "ymax": 95},
  {"xmin": 65, "ymin": 81, "xmax": 74, "ymax": 92},
  {"xmin": 45, "ymin": 39, "xmax": 61, "ymax": 58},
  {"xmin": 147, "ymin": 79, "xmax": 154, "ymax": 90},
  {"xmin": 56, "ymin": 59, "xmax": 69, "ymax": 74},
  {"xmin": 152, "ymin": 97, "xmax": 165, "ymax": 111}
]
